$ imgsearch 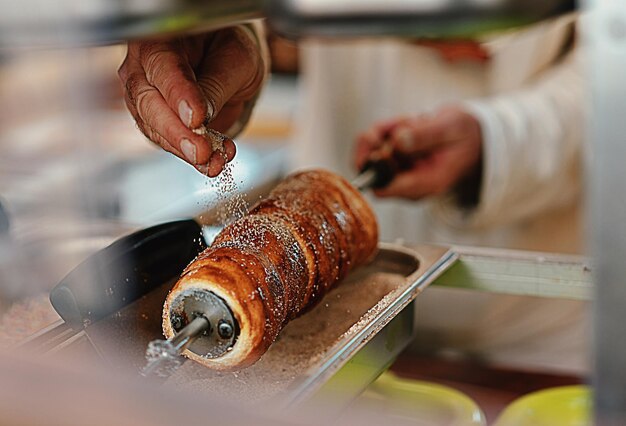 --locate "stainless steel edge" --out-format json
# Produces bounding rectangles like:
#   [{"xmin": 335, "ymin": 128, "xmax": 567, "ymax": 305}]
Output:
[
  {"xmin": 17, "ymin": 319, "xmax": 77, "ymax": 353},
  {"xmin": 282, "ymin": 243, "xmax": 457, "ymax": 407},
  {"xmin": 432, "ymin": 245, "xmax": 593, "ymax": 300}
]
